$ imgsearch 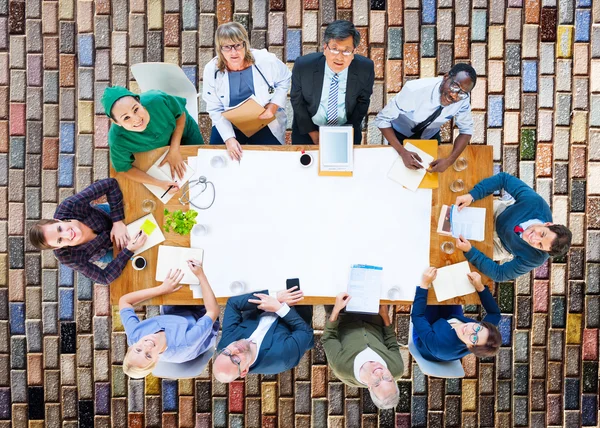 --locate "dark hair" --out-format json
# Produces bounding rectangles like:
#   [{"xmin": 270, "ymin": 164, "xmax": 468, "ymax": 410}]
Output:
[
  {"xmin": 28, "ymin": 219, "xmax": 60, "ymax": 250},
  {"xmin": 548, "ymin": 224, "xmax": 572, "ymax": 257},
  {"xmin": 470, "ymin": 321, "xmax": 501, "ymax": 358},
  {"xmin": 449, "ymin": 63, "xmax": 477, "ymax": 87},
  {"xmin": 323, "ymin": 20, "xmax": 360, "ymax": 49}
]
